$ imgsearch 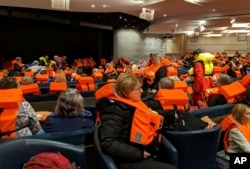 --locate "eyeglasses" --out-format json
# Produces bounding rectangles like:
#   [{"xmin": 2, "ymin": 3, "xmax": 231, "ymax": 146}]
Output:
[{"xmin": 133, "ymin": 87, "xmax": 142, "ymax": 91}]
